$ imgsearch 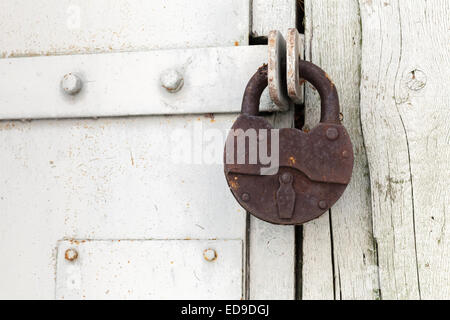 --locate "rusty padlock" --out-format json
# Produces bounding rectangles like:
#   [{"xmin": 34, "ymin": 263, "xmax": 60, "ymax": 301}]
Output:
[{"xmin": 224, "ymin": 61, "xmax": 354, "ymax": 225}]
